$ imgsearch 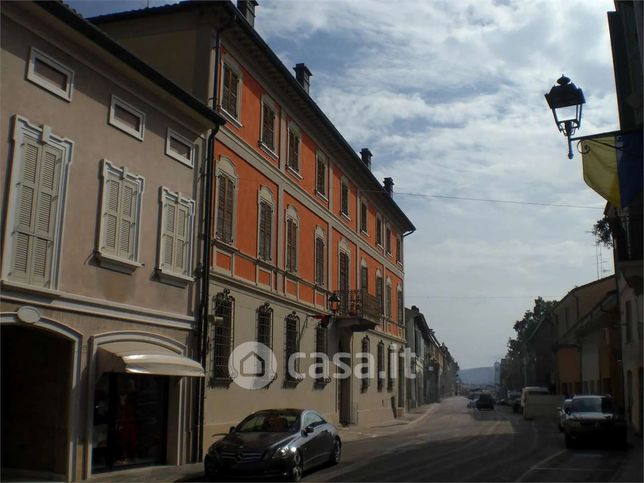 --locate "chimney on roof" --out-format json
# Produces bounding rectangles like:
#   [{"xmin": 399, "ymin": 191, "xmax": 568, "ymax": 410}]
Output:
[
  {"xmin": 294, "ymin": 63, "xmax": 312, "ymax": 94},
  {"xmin": 237, "ymin": 0, "xmax": 258, "ymax": 28},
  {"xmin": 360, "ymin": 148, "xmax": 372, "ymax": 170},
  {"xmin": 411, "ymin": 305, "xmax": 419, "ymax": 312},
  {"xmin": 384, "ymin": 177, "xmax": 394, "ymax": 197}
]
